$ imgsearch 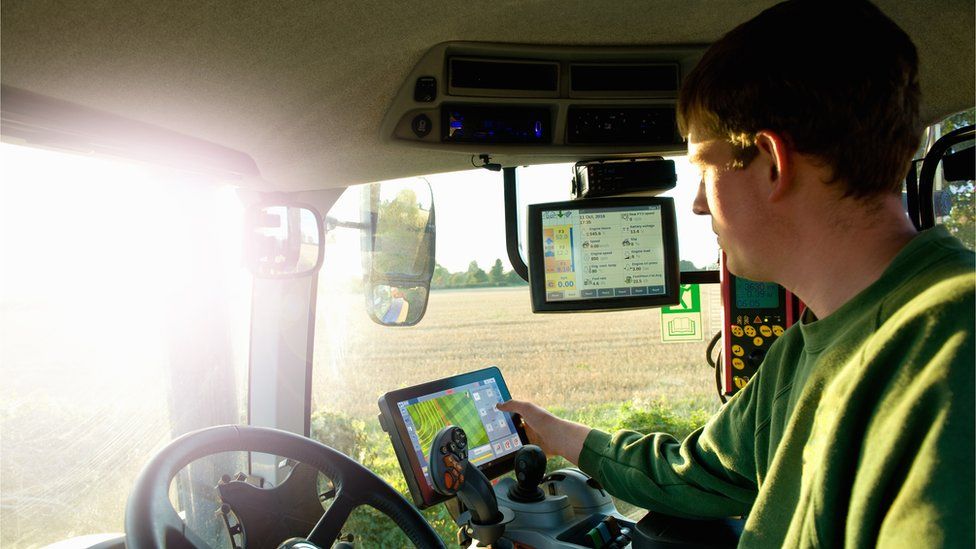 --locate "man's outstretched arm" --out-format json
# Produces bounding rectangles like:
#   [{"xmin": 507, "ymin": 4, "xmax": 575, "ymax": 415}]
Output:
[
  {"xmin": 499, "ymin": 397, "xmax": 757, "ymax": 519},
  {"xmin": 497, "ymin": 399, "xmax": 591, "ymax": 464}
]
